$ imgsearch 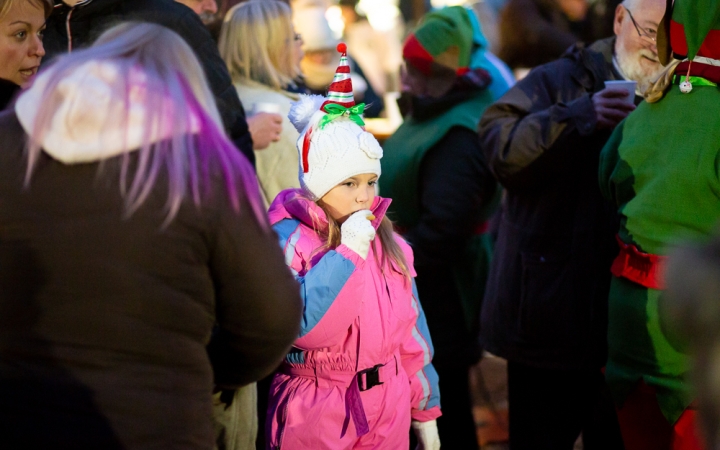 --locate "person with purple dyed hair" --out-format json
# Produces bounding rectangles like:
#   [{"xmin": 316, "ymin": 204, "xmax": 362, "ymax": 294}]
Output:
[{"xmin": 0, "ymin": 22, "xmax": 301, "ymax": 449}]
